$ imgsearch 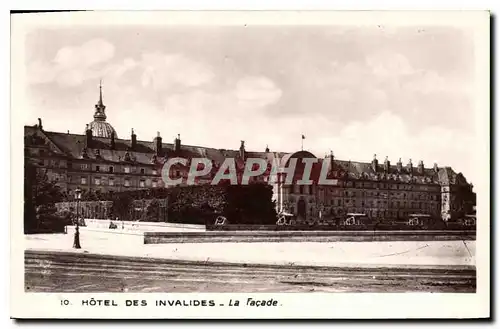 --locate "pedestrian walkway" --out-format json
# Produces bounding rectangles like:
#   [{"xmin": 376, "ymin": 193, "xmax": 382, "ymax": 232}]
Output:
[{"xmin": 24, "ymin": 226, "xmax": 476, "ymax": 269}]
